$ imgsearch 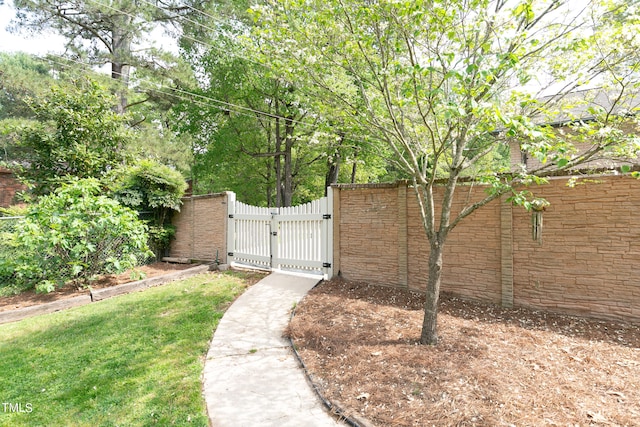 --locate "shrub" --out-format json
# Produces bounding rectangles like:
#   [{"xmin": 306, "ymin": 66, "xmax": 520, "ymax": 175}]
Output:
[
  {"xmin": 0, "ymin": 178, "xmax": 152, "ymax": 293},
  {"xmin": 109, "ymin": 160, "xmax": 187, "ymax": 259},
  {"xmin": 11, "ymin": 79, "xmax": 133, "ymax": 196}
]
